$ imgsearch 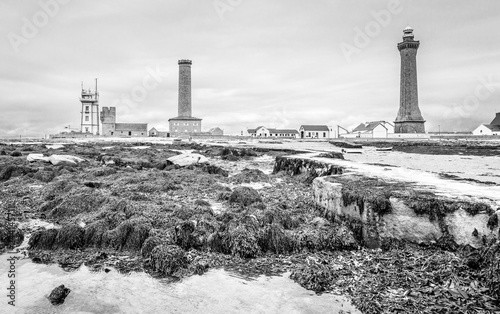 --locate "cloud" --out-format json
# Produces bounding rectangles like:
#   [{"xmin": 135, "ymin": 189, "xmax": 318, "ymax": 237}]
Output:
[{"xmin": 1, "ymin": 0, "xmax": 500, "ymax": 136}]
